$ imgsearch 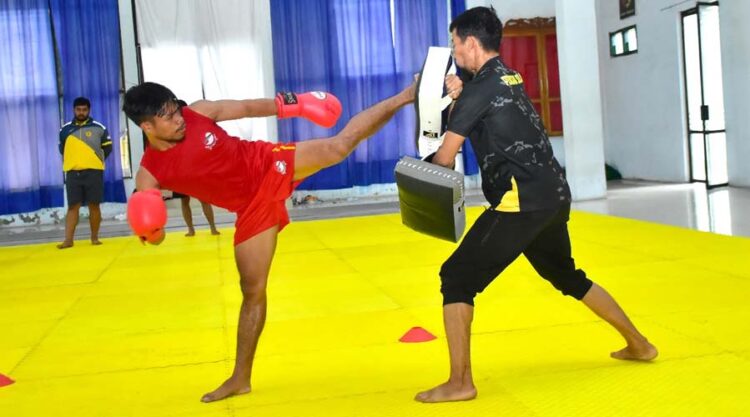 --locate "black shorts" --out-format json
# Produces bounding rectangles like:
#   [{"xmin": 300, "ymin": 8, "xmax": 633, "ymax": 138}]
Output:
[
  {"xmin": 65, "ymin": 169, "xmax": 104, "ymax": 206},
  {"xmin": 440, "ymin": 204, "xmax": 593, "ymax": 305}
]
